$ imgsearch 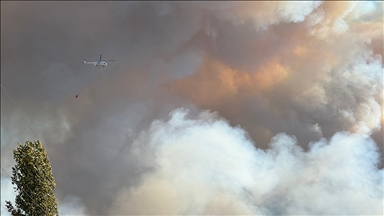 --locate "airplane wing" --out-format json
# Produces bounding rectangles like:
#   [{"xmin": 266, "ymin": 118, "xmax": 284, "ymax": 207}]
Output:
[{"xmin": 103, "ymin": 60, "xmax": 115, "ymax": 62}]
